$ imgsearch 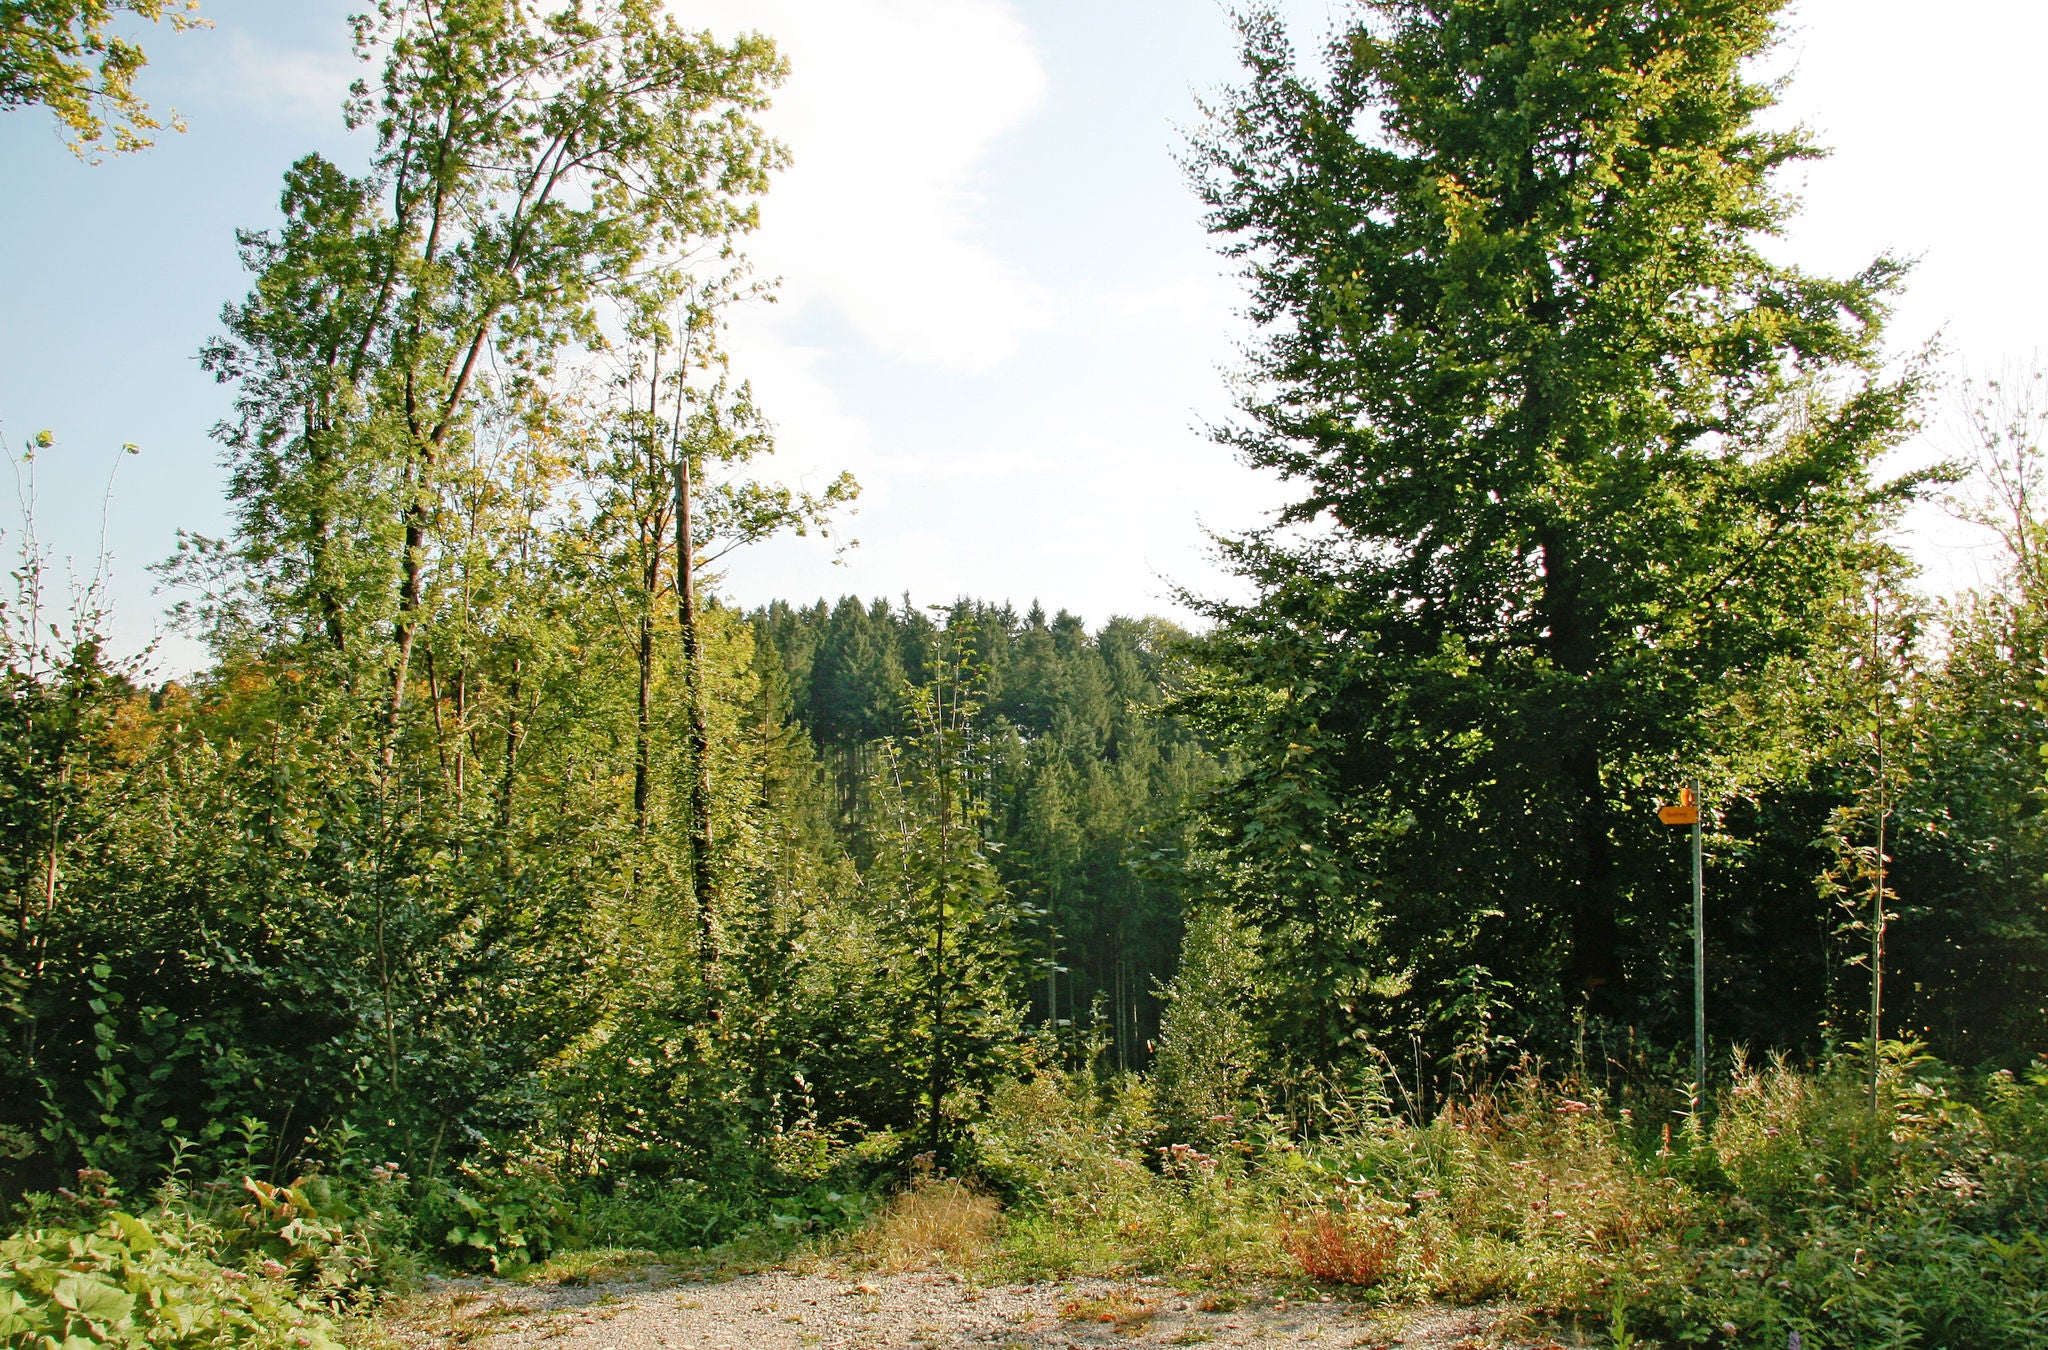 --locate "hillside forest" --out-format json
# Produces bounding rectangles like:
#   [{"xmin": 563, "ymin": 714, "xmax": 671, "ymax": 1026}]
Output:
[{"xmin": 3, "ymin": 3, "xmax": 2047, "ymax": 1348}]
